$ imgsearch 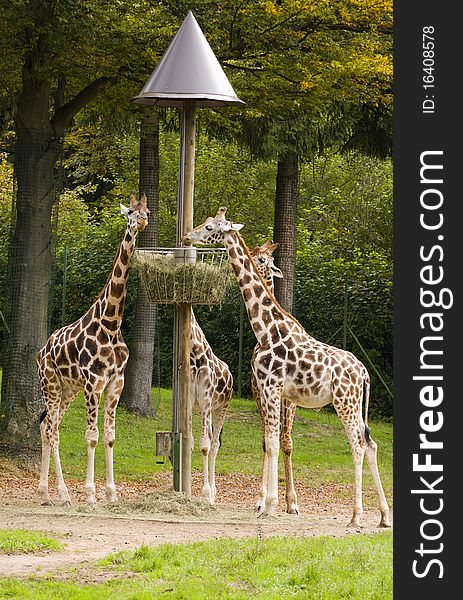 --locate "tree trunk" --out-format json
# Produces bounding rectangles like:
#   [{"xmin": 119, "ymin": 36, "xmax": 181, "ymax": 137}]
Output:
[
  {"xmin": 0, "ymin": 68, "xmax": 60, "ymax": 459},
  {"xmin": 121, "ymin": 110, "xmax": 159, "ymax": 417},
  {"xmin": 273, "ymin": 151, "xmax": 299, "ymax": 312},
  {"xmin": 0, "ymin": 45, "xmax": 113, "ymax": 457}
]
